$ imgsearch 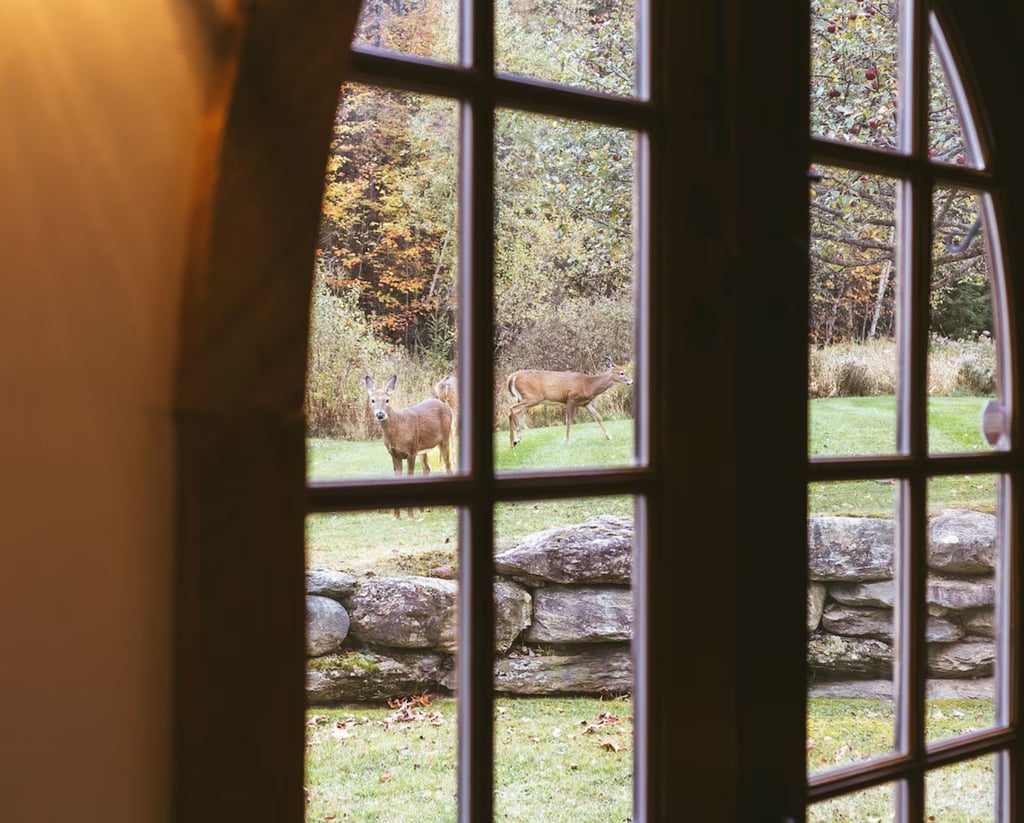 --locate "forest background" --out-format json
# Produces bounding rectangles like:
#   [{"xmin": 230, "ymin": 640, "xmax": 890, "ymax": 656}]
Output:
[{"xmin": 305, "ymin": 0, "xmax": 996, "ymax": 440}]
